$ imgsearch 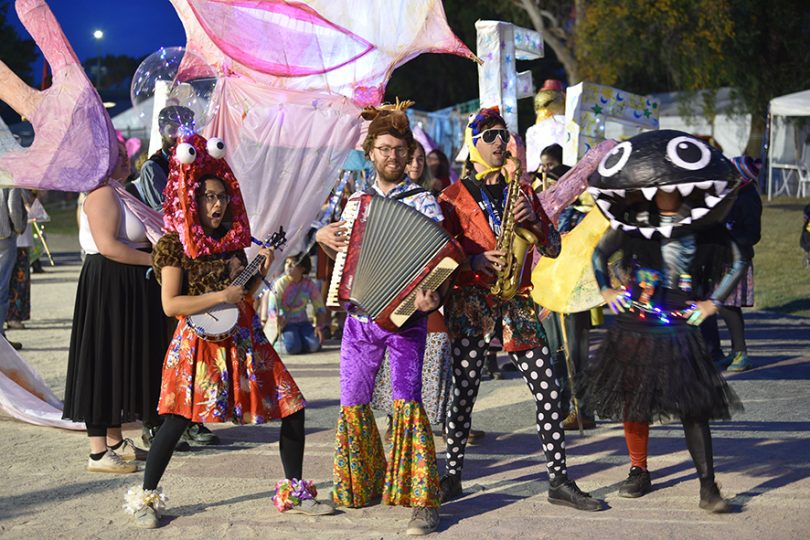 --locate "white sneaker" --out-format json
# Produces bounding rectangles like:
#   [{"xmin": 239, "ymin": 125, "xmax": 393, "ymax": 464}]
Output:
[{"xmin": 86, "ymin": 449, "xmax": 137, "ymax": 473}]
